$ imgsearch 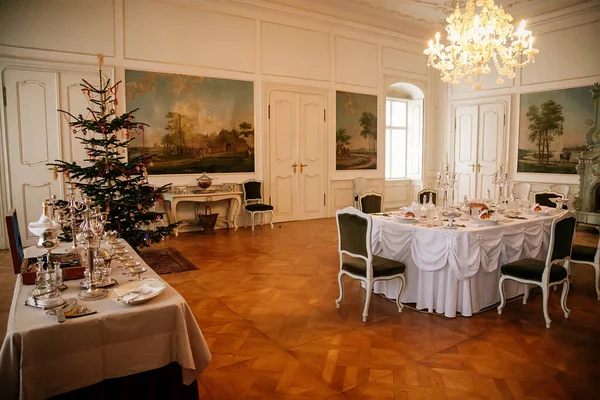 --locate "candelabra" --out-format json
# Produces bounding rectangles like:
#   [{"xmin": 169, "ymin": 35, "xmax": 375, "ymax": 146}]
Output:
[
  {"xmin": 436, "ymin": 163, "xmax": 457, "ymax": 209},
  {"xmin": 61, "ymin": 182, "xmax": 84, "ymax": 249},
  {"xmin": 492, "ymin": 165, "xmax": 509, "ymax": 204},
  {"xmin": 76, "ymin": 198, "xmax": 108, "ymax": 300}
]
